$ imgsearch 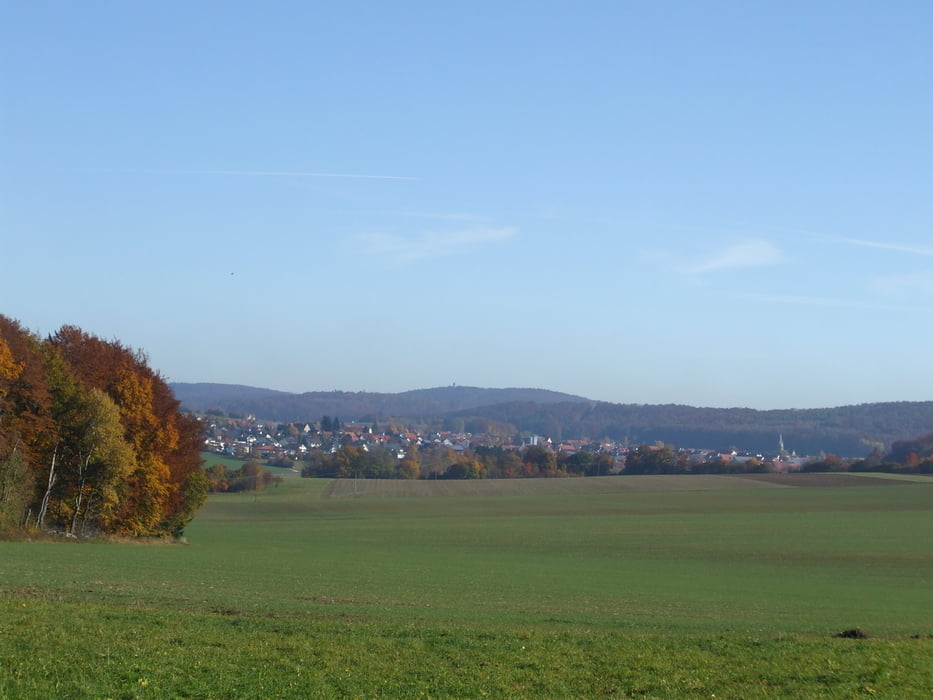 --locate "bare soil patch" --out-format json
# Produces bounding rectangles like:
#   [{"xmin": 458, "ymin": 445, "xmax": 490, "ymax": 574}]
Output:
[{"xmin": 834, "ymin": 628, "xmax": 869, "ymax": 639}]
